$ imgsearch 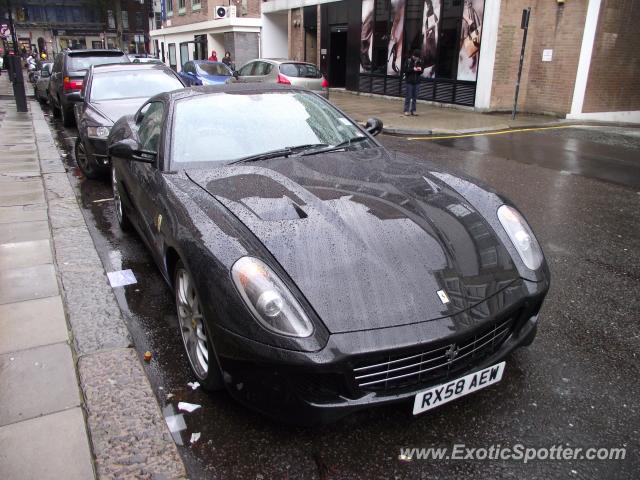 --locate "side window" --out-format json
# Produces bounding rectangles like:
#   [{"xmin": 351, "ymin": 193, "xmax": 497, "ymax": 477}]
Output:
[
  {"xmin": 253, "ymin": 62, "xmax": 268, "ymax": 76},
  {"xmin": 264, "ymin": 63, "xmax": 273, "ymax": 75},
  {"xmin": 137, "ymin": 102, "xmax": 164, "ymax": 153},
  {"xmin": 238, "ymin": 62, "xmax": 254, "ymax": 76}
]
